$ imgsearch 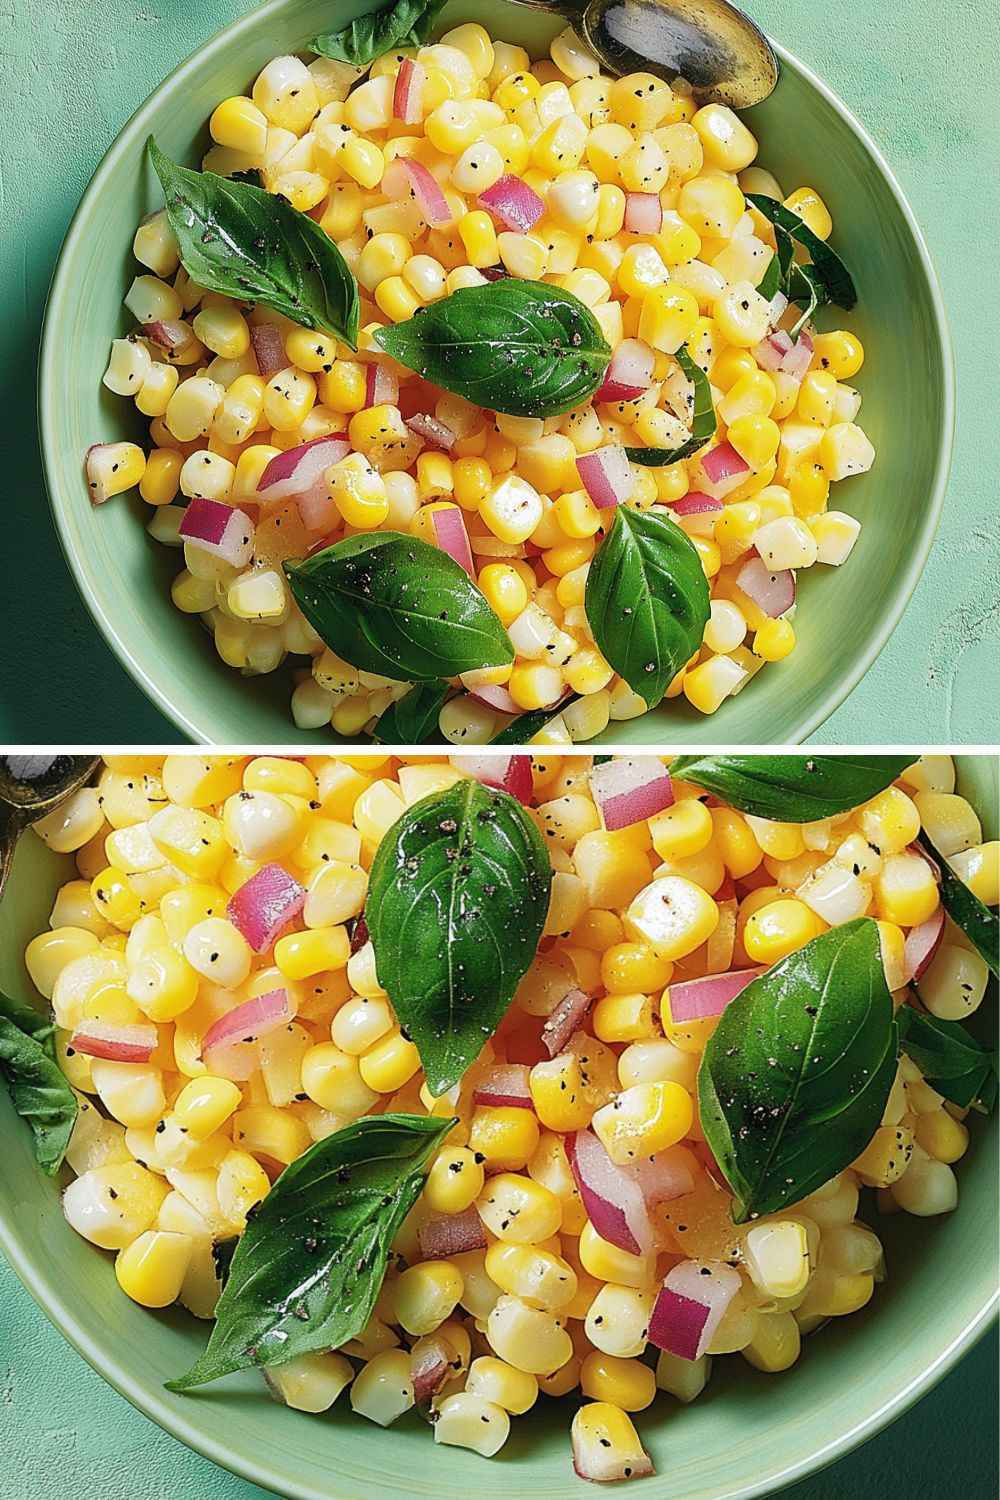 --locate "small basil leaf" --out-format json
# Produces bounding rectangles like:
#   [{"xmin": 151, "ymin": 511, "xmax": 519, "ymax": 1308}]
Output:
[
  {"xmin": 918, "ymin": 831, "xmax": 999, "ymax": 978},
  {"xmin": 786, "ymin": 263, "xmax": 830, "ymax": 338},
  {"xmin": 374, "ymin": 681, "xmax": 450, "ymax": 743},
  {"xmin": 585, "ymin": 506, "xmax": 710, "ymax": 709},
  {"xmin": 366, "ymin": 781, "xmax": 552, "ymax": 1094},
  {"xmin": 312, "ymin": 0, "xmax": 447, "ymax": 65},
  {"xmin": 897, "ymin": 1007, "xmax": 997, "ymax": 1113},
  {"xmin": 373, "ymin": 279, "xmax": 611, "ymax": 418},
  {"xmin": 212, "ymin": 1236, "xmax": 239, "ymax": 1289},
  {"xmin": 148, "ymin": 138, "xmax": 359, "ymax": 346},
  {"xmin": 699, "ymin": 918, "xmax": 897, "ymax": 1221},
  {"xmin": 285, "ymin": 533, "xmax": 513, "ymax": 682},
  {"xmin": 490, "ymin": 694, "xmax": 581, "ymax": 745},
  {"xmin": 624, "ymin": 347, "xmax": 716, "ymax": 467},
  {"xmin": 0, "ymin": 990, "xmax": 77, "ymax": 1175},
  {"xmin": 669, "ymin": 754, "xmax": 916, "ymax": 822},
  {"xmin": 747, "ymin": 193, "xmax": 857, "ymax": 310},
  {"xmin": 757, "ymin": 249, "xmax": 782, "ymax": 302},
  {"xmin": 168, "ymin": 1113, "xmax": 452, "ymax": 1390}
]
